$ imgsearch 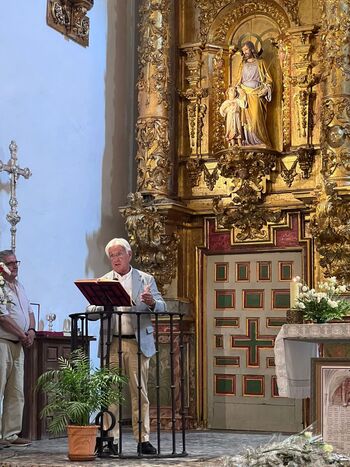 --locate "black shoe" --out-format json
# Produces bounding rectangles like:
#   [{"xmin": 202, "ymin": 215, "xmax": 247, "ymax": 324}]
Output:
[
  {"xmin": 104, "ymin": 442, "xmax": 118, "ymax": 455},
  {"xmin": 138, "ymin": 441, "xmax": 156, "ymax": 455},
  {"xmin": 9, "ymin": 437, "xmax": 32, "ymax": 446},
  {"xmin": 0, "ymin": 440, "xmax": 11, "ymax": 448}
]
